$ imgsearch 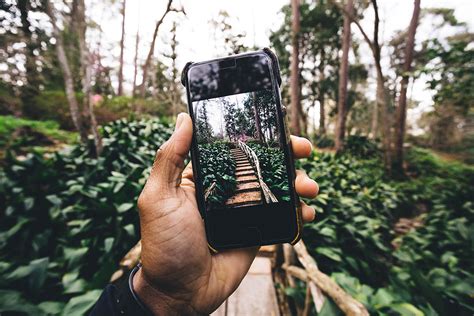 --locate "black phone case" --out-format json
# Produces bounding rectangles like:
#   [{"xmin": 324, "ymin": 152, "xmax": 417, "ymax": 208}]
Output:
[{"xmin": 181, "ymin": 48, "xmax": 302, "ymax": 250}]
